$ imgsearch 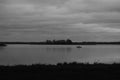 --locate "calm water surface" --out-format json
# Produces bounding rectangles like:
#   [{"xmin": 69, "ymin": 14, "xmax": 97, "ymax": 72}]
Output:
[{"xmin": 0, "ymin": 45, "xmax": 120, "ymax": 65}]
